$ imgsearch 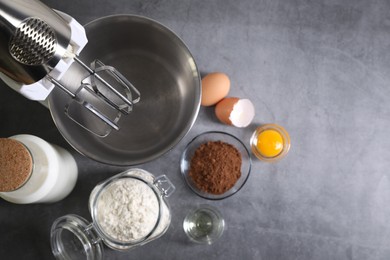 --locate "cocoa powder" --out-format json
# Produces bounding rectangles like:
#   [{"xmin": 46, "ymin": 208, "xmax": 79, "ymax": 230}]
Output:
[{"xmin": 189, "ymin": 141, "xmax": 242, "ymax": 195}]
